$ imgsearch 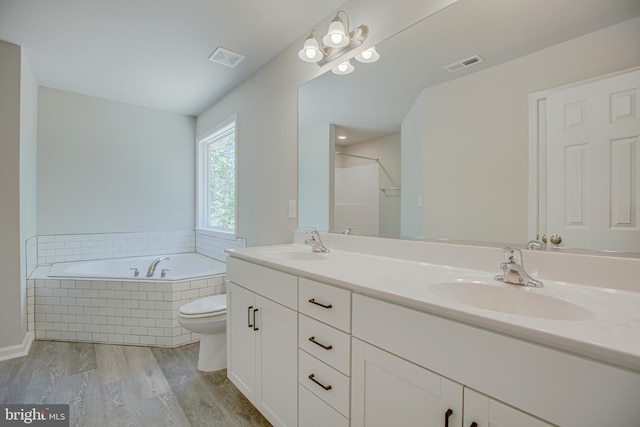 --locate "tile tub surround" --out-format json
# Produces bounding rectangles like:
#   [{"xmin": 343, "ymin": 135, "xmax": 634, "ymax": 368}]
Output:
[
  {"xmin": 31, "ymin": 275, "xmax": 226, "ymax": 347},
  {"xmin": 36, "ymin": 231, "xmax": 196, "ymax": 266}
]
